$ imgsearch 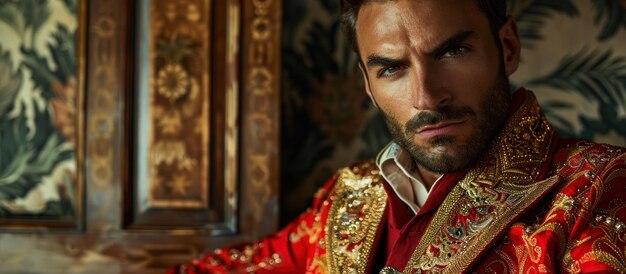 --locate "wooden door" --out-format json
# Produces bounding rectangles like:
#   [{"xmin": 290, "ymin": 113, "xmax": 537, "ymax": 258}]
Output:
[{"xmin": 0, "ymin": 0, "xmax": 282, "ymax": 273}]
